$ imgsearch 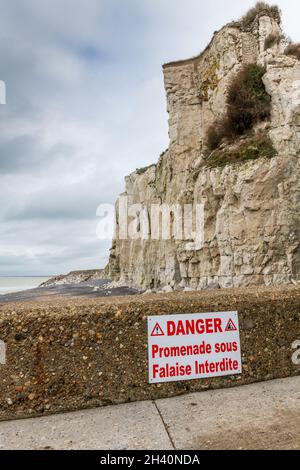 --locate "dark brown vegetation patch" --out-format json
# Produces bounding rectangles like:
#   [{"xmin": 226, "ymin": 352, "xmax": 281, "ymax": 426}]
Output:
[
  {"xmin": 206, "ymin": 133, "xmax": 277, "ymax": 168},
  {"xmin": 240, "ymin": 2, "xmax": 281, "ymax": 30},
  {"xmin": 285, "ymin": 43, "xmax": 300, "ymax": 61},
  {"xmin": 264, "ymin": 32, "xmax": 284, "ymax": 50},
  {"xmin": 206, "ymin": 64, "xmax": 271, "ymax": 152}
]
